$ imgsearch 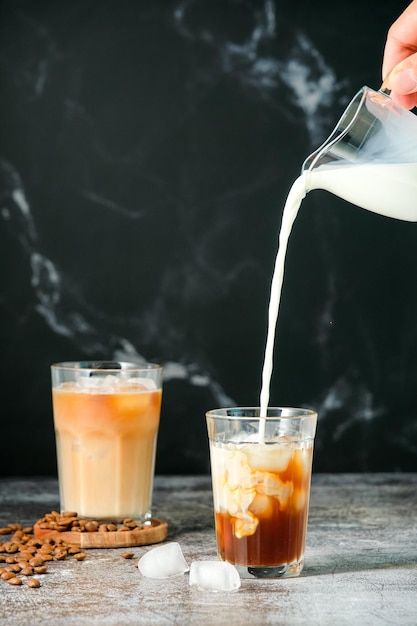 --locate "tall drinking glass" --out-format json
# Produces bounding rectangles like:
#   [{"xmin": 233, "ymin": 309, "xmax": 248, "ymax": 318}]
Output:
[
  {"xmin": 206, "ymin": 407, "xmax": 317, "ymax": 578},
  {"xmin": 51, "ymin": 361, "xmax": 163, "ymax": 522}
]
